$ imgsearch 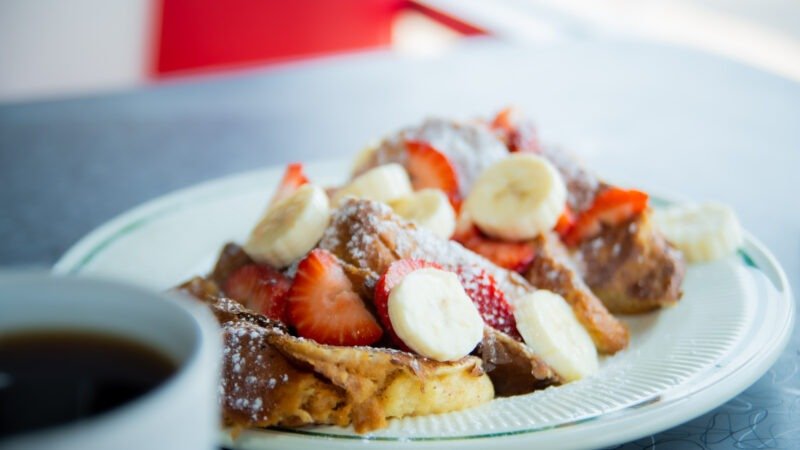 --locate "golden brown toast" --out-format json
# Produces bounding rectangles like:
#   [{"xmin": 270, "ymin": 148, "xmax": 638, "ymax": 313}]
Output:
[
  {"xmin": 179, "ymin": 277, "xmax": 494, "ymax": 434},
  {"xmin": 538, "ymin": 145, "xmax": 686, "ymax": 314},
  {"xmin": 317, "ymin": 199, "xmax": 561, "ymax": 390},
  {"xmin": 575, "ymin": 212, "xmax": 686, "ymax": 314},
  {"xmin": 320, "ymin": 198, "xmax": 628, "ymax": 355},
  {"xmin": 524, "ymin": 232, "xmax": 629, "ymax": 354},
  {"xmin": 208, "ymin": 241, "xmax": 561, "ymax": 391},
  {"xmin": 480, "ymin": 327, "xmax": 561, "ymax": 396},
  {"xmin": 363, "ymin": 117, "xmax": 684, "ymax": 315}
]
